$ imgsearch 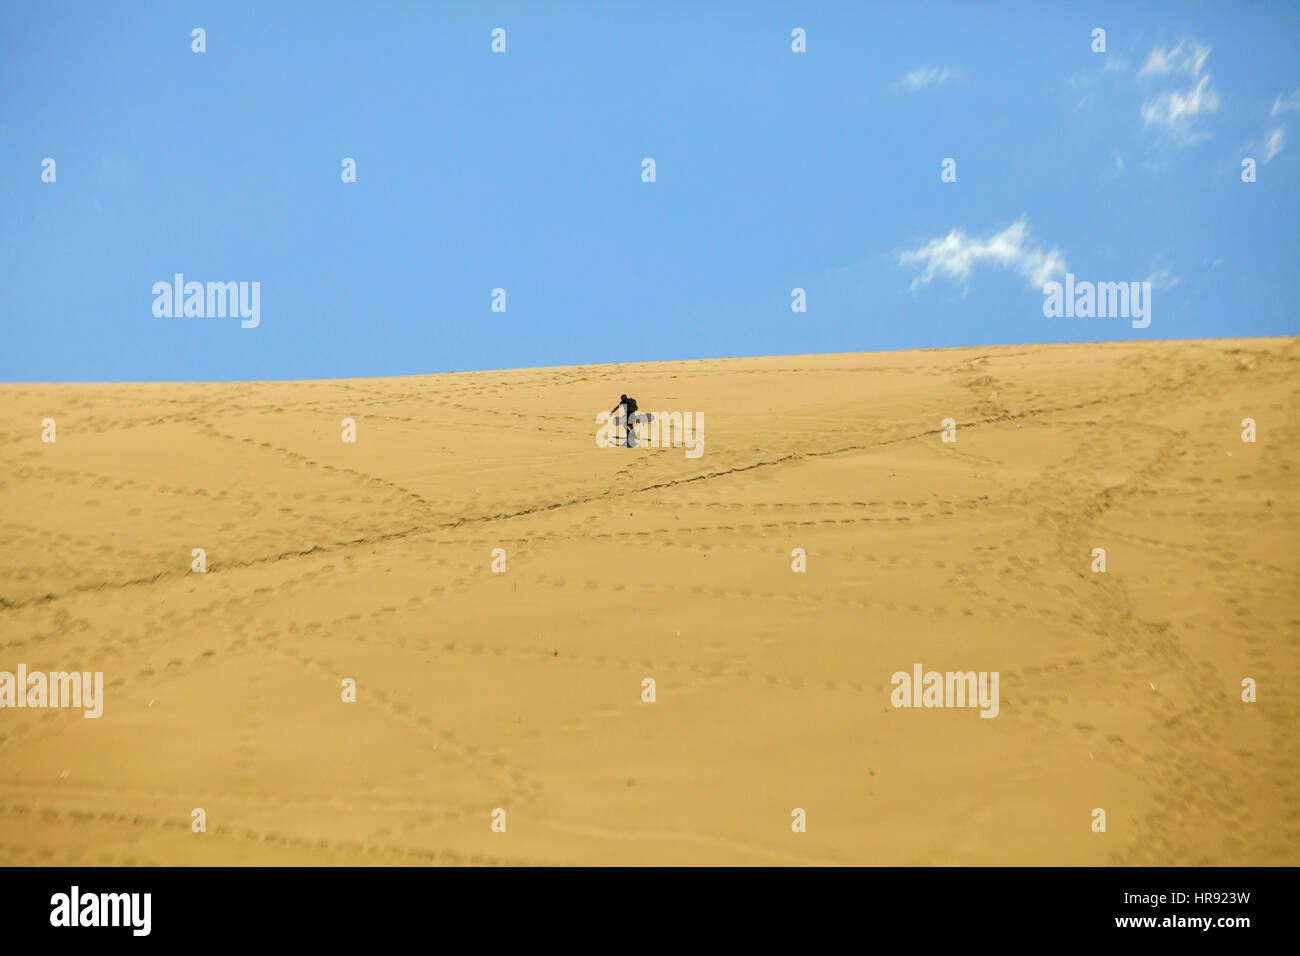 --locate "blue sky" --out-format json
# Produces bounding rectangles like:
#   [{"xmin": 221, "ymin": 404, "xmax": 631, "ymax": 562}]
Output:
[{"xmin": 2, "ymin": 0, "xmax": 1297, "ymax": 382}]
